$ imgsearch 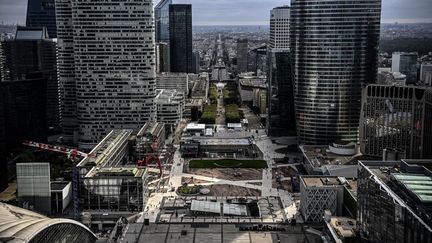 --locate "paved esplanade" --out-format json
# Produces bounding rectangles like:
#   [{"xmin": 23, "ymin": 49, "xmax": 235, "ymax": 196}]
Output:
[{"xmin": 142, "ymin": 133, "xmax": 298, "ymax": 223}]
